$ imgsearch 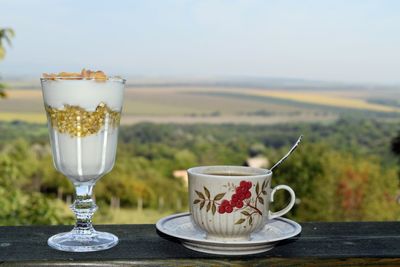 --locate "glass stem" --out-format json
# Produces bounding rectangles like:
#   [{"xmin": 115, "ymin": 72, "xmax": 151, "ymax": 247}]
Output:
[{"xmin": 71, "ymin": 183, "xmax": 97, "ymax": 235}]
